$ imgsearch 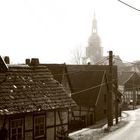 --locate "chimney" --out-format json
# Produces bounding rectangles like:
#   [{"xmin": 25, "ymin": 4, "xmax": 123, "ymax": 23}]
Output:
[
  {"xmin": 30, "ymin": 58, "xmax": 39, "ymax": 66},
  {"xmin": 25, "ymin": 59, "xmax": 30, "ymax": 65},
  {"xmin": 4, "ymin": 56, "xmax": 10, "ymax": 64}
]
